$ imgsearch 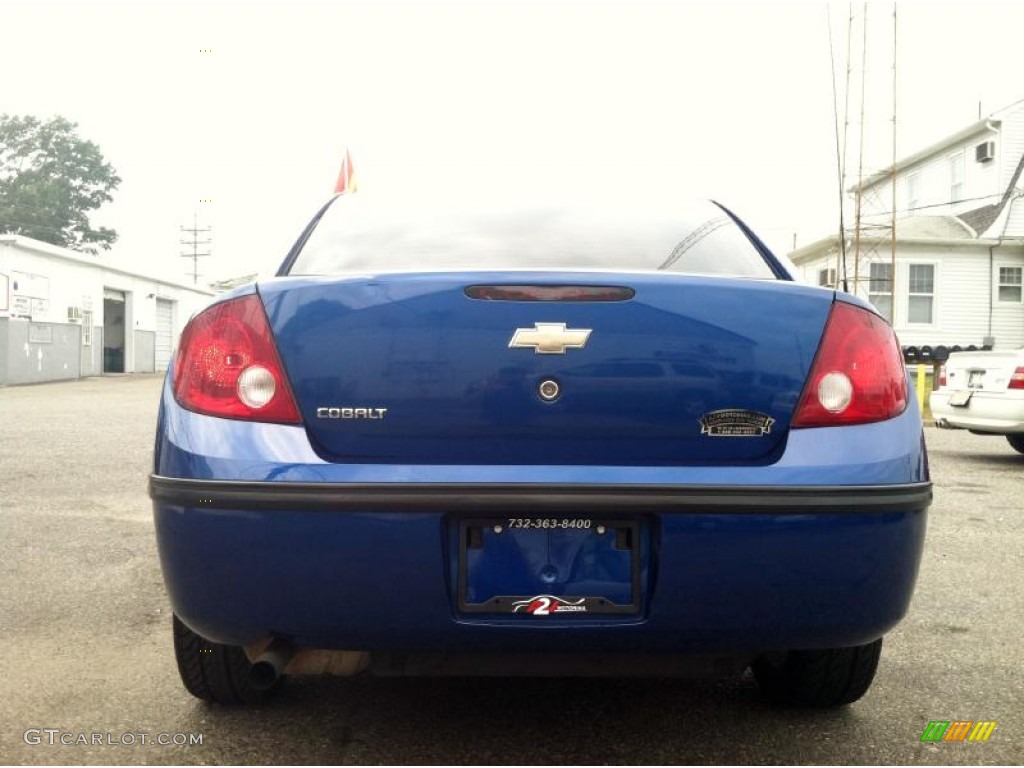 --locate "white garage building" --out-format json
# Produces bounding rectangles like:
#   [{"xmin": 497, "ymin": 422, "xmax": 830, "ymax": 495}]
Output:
[{"xmin": 0, "ymin": 235, "xmax": 214, "ymax": 385}]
